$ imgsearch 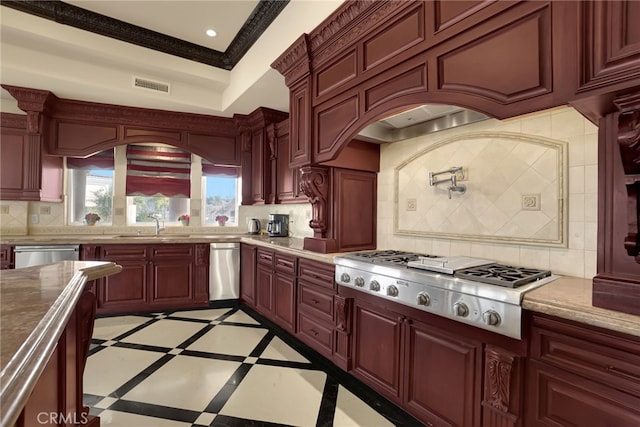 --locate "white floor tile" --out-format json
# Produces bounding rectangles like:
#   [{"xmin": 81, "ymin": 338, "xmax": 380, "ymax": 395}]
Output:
[
  {"xmin": 97, "ymin": 410, "xmax": 190, "ymax": 427},
  {"xmin": 122, "ymin": 355, "xmax": 241, "ymax": 412},
  {"xmin": 93, "ymin": 316, "xmax": 150, "ymax": 340},
  {"xmin": 187, "ymin": 324, "xmax": 267, "ymax": 356},
  {"xmin": 333, "ymin": 386, "xmax": 394, "ymax": 427},
  {"xmin": 219, "ymin": 364, "xmax": 326, "ymax": 426},
  {"xmin": 223, "ymin": 310, "xmax": 260, "ymax": 324},
  {"xmin": 120, "ymin": 319, "xmax": 206, "ymax": 348},
  {"xmin": 171, "ymin": 308, "xmax": 232, "ymax": 321},
  {"xmin": 260, "ymin": 336, "xmax": 309, "ymax": 363},
  {"xmin": 194, "ymin": 413, "xmax": 216, "ymax": 426},
  {"xmin": 84, "ymin": 347, "xmax": 164, "ymax": 396}
]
